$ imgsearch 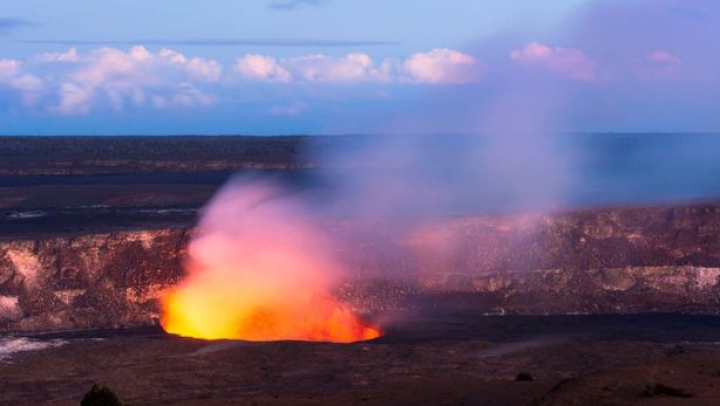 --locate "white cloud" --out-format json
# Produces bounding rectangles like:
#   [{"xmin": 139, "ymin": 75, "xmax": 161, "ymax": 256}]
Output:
[
  {"xmin": 158, "ymin": 48, "xmax": 188, "ymax": 65},
  {"xmin": 36, "ymin": 46, "xmax": 223, "ymax": 115},
  {"xmin": 235, "ymin": 54, "xmax": 292, "ymax": 82},
  {"xmin": 402, "ymin": 49, "xmax": 483, "ymax": 84},
  {"xmin": 510, "ymin": 42, "xmax": 597, "ymax": 81},
  {"xmin": 157, "ymin": 48, "xmax": 222, "ymax": 82},
  {"xmin": 284, "ymin": 53, "xmax": 391, "ymax": 83},
  {"xmin": 55, "ymin": 82, "xmax": 93, "ymax": 115},
  {"xmin": 1, "ymin": 47, "xmax": 489, "ymax": 116},
  {"xmin": 236, "ymin": 50, "xmax": 481, "ymax": 84},
  {"xmin": 236, "ymin": 53, "xmax": 391, "ymax": 83},
  {"xmin": 39, "ymin": 48, "xmax": 80, "ymax": 63},
  {"xmin": 186, "ymin": 58, "xmax": 223, "ymax": 82},
  {"xmin": 0, "ymin": 59, "xmax": 45, "ymax": 107}
]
